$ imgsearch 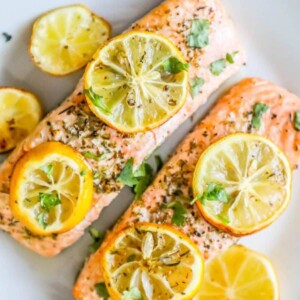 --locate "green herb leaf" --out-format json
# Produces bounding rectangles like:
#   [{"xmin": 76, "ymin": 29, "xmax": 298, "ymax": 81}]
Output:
[
  {"xmin": 2, "ymin": 32, "xmax": 12, "ymax": 42},
  {"xmin": 218, "ymin": 214, "xmax": 230, "ymax": 224},
  {"xmin": 38, "ymin": 213, "xmax": 47, "ymax": 229},
  {"xmin": 162, "ymin": 57, "xmax": 189, "ymax": 74},
  {"xmin": 84, "ymin": 87, "xmax": 111, "ymax": 114},
  {"xmin": 88, "ymin": 227, "xmax": 104, "ymax": 253},
  {"xmin": 163, "ymin": 200, "xmax": 187, "ymax": 226},
  {"xmin": 199, "ymin": 183, "xmax": 228, "ymax": 205},
  {"xmin": 40, "ymin": 164, "xmax": 53, "ymax": 180},
  {"xmin": 210, "ymin": 59, "xmax": 226, "ymax": 76},
  {"xmin": 83, "ymin": 151, "xmax": 110, "ymax": 161},
  {"xmin": 95, "ymin": 282, "xmax": 110, "ymax": 300},
  {"xmin": 226, "ymin": 53, "xmax": 235, "ymax": 64},
  {"xmin": 39, "ymin": 192, "xmax": 61, "ymax": 212},
  {"xmin": 187, "ymin": 19, "xmax": 210, "ymax": 48},
  {"xmin": 155, "ymin": 155, "xmax": 163, "ymax": 172},
  {"xmin": 117, "ymin": 158, "xmax": 154, "ymax": 200},
  {"xmin": 122, "ymin": 287, "xmax": 143, "ymax": 300},
  {"xmin": 294, "ymin": 110, "xmax": 300, "ymax": 131},
  {"xmin": 190, "ymin": 77, "xmax": 205, "ymax": 98},
  {"xmin": 251, "ymin": 103, "xmax": 269, "ymax": 129},
  {"xmin": 80, "ymin": 169, "xmax": 87, "ymax": 176},
  {"xmin": 126, "ymin": 254, "xmax": 136, "ymax": 262}
]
